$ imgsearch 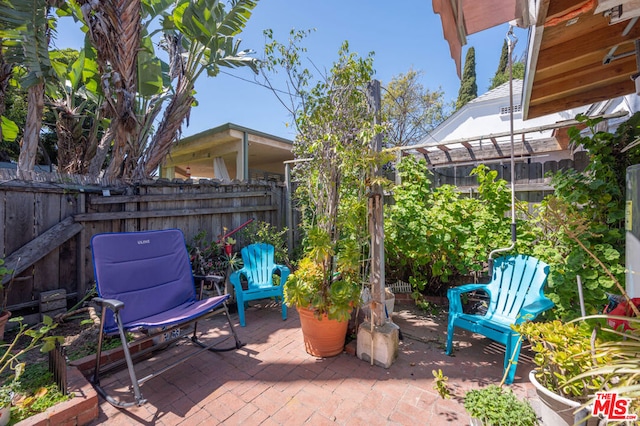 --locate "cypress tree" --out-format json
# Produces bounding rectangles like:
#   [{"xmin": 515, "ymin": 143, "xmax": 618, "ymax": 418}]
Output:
[
  {"xmin": 488, "ymin": 41, "xmax": 509, "ymax": 90},
  {"xmin": 496, "ymin": 40, "xmax": 508, "ymax": 75},
  {"xmin": 456, "ymin": 47, "xmax": 477, "ymax": 110}
]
